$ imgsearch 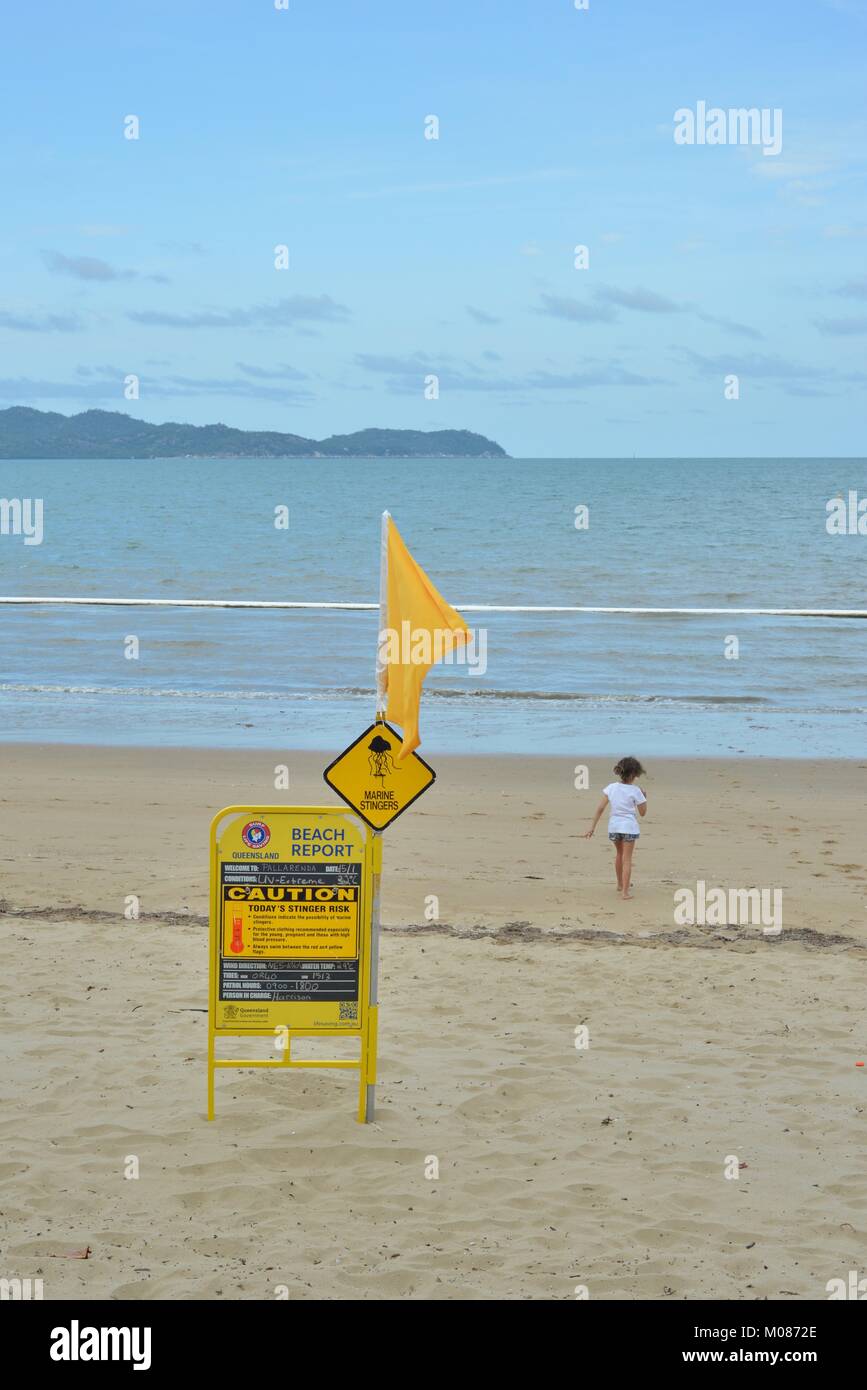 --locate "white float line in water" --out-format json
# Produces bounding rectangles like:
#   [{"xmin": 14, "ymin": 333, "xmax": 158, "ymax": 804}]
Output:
[{"xmin": 0, "ymin": 597, "xmax": 865, "ymax": 617}]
